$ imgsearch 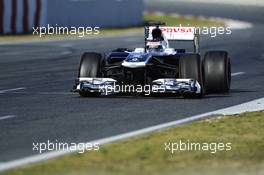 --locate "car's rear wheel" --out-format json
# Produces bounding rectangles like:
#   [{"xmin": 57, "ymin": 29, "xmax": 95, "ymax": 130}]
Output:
[
  {"xmin": 179, "ymin": 54, "xmax": 204, "ymax": 98},
  {"xmin": 78, "ymin": 52, "xmax": 102, "ymax": 97},
  {"xmin": 203, "ymin": 51, "xmax": 231, "ymax": 93}
]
